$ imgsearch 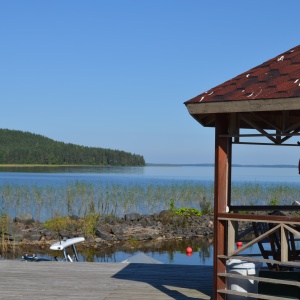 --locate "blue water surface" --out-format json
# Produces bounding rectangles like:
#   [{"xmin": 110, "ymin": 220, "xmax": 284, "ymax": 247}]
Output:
[{"xmin": 0, "ymin": 165, "xmax": 299, "ymax": 265}]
